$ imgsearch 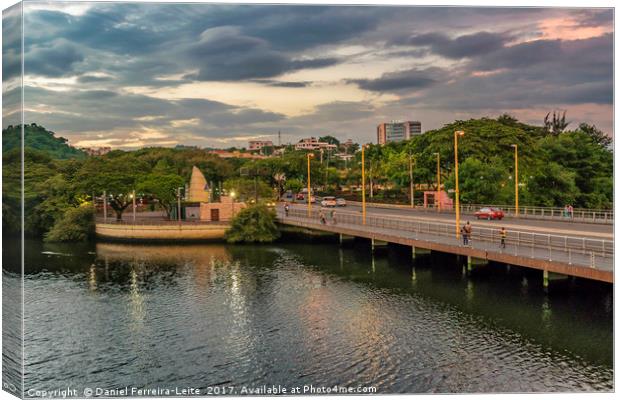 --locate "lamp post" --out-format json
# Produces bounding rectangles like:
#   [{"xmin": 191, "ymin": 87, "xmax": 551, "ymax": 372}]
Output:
[
  {"xmin": 103, "ymin": 190, "xmax": 107, "ymax": 223},
  {"xmin": 177, "ymin": 187, "xmax": 182, "ymax": 225},
  {"xmin": 434, "ymin": 152, "xmax": 441, "ymax": 212},
  {"xmin": 454, "ymin": 130, "xmax": 465, "ymax": 238},
  {"xmin": 131, "ymin": 190, "xmax": 136, "ymax": 223},
  {"xmin": 361, "ymin": 145, "xmax": 366, "ymax": 224},
  {"xmin": 307, "ymin": 153, "xmax": 314, "ymax": 217},
  {"xmin": 511, "ymin": 144, "xmax": 519, "ymax": 217},
  {"xmin": 409, "ymin": 153, "xmax": 415, "ymax": 208},
  {"xmin": 230, "ymin": 191, "xmax": 236, "ymax": 219}
]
